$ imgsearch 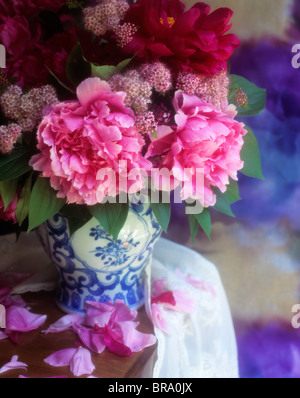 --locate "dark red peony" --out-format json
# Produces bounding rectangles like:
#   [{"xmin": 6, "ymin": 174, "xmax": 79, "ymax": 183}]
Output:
[
  {"xmin": 0, "ymin": 16, "xmax": 49, "ymax": 89},
  {"xmin": 0, "ymin": 0, "xmax": 64, "ymax": 20},
  {"xmin": 122, "ymin": 0, "xmax": 240, "ymax": 75}
]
